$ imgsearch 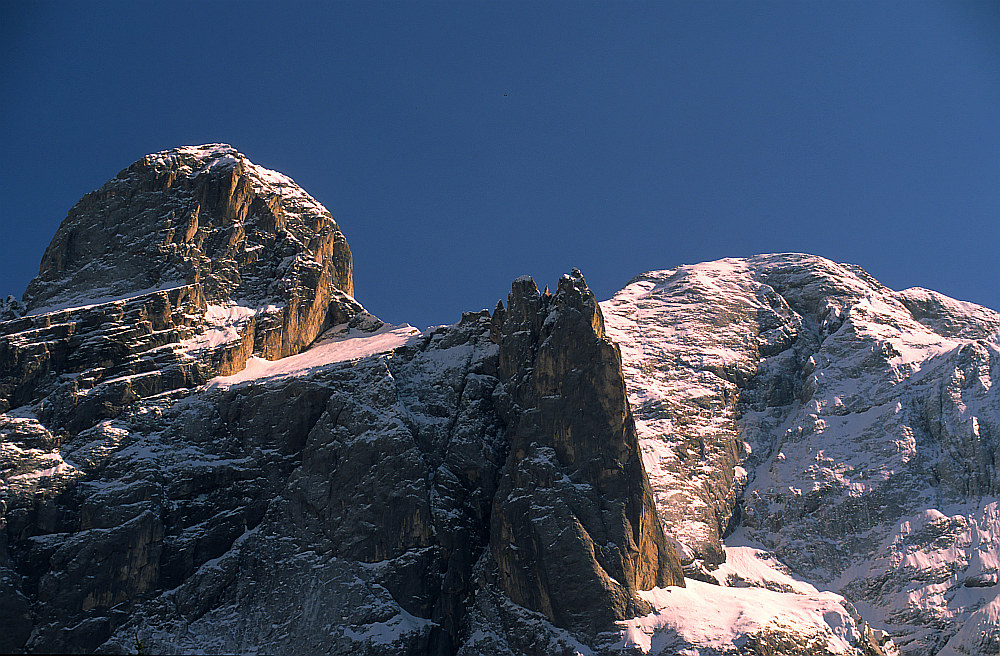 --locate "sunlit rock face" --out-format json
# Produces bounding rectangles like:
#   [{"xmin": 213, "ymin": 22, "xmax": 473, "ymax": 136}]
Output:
[
  {"xmin": 602, "ymin": 254, "xmax": 1000, "ymax": 656},
  {"xmin": 25, "ymin": 144, "xmax": 353, "ymax": 318},
  {"xmin": 0, "ymin": 146, "xmax": 703, "ymax": 656},
  {"xmin": 0, "ymin": 145, "xmax": 363, "ymax": 431},
  {"xmin": 3, "ymin": 145, "xmax": 992, "ymax": 656},
  {"xmin": 0, "ymin": 144, "xmax": 375, "ymax": 654},
  {"xmin": 24, "ymin": 143, "xmax": 355, "ymax": 362}
]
